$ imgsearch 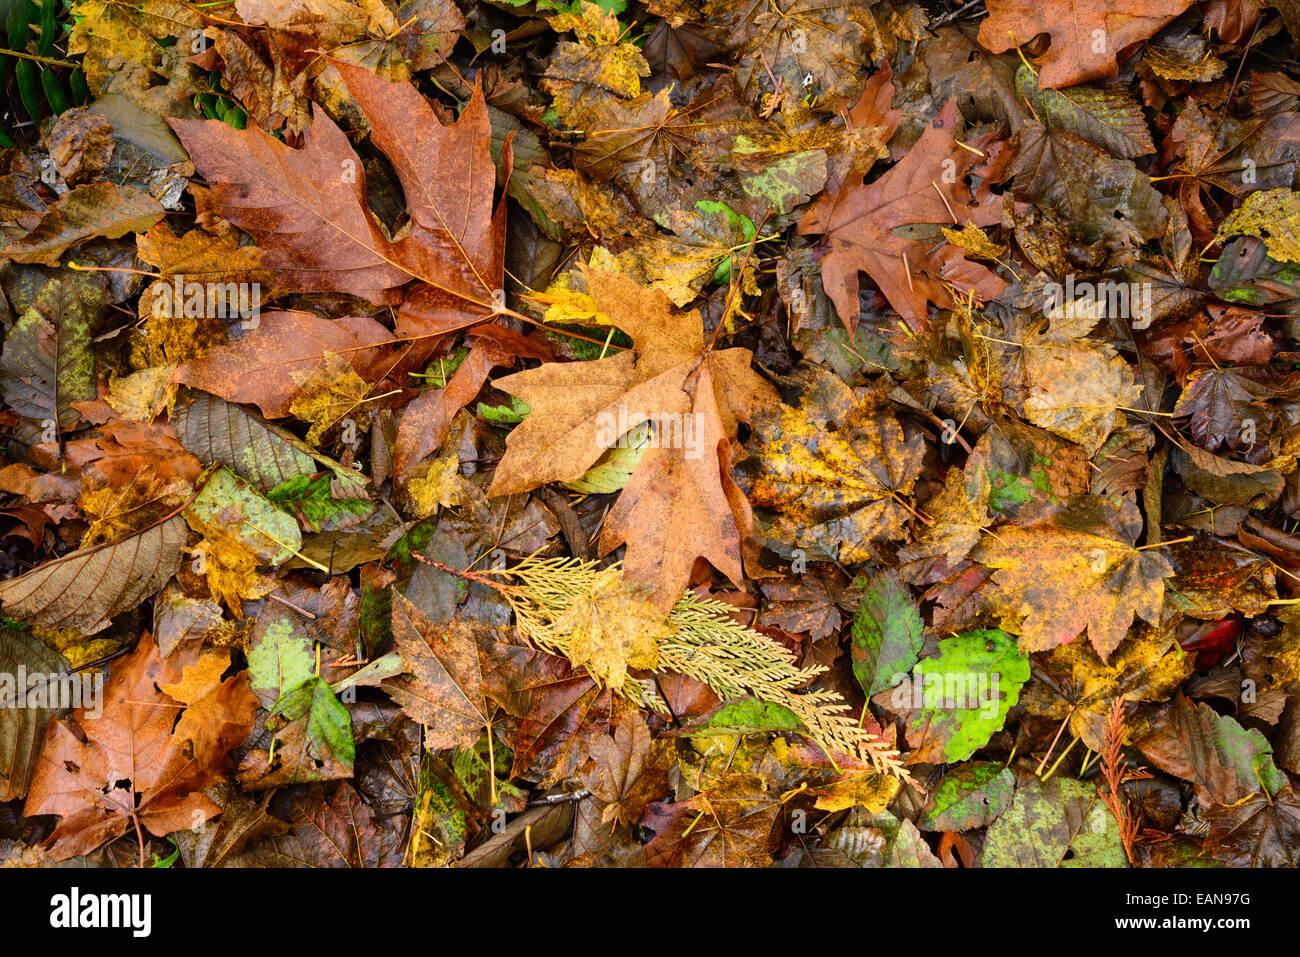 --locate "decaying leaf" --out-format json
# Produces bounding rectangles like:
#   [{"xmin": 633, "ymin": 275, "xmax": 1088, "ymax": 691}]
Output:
[
  {"xmin": 971, "ymin": 497, "xmax": 1173, "ymax": 660},
  {"xmin": 386, "ymin": 594, "xmax": 490, "ymax": 749},
  {"xmin": 24, "ymin": 636, "xmax": 255, "ymax": 861},
  {"xmin": 0, "ymin": 516, "xmax": 187, "ymax": 635},
  {"xmin": 3, "ymin": 0, "xmax": 1300, "ymax": 876},
  {"xmin": 750, "ymin": 373, "xmax": 925, "ymax": 562}
]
